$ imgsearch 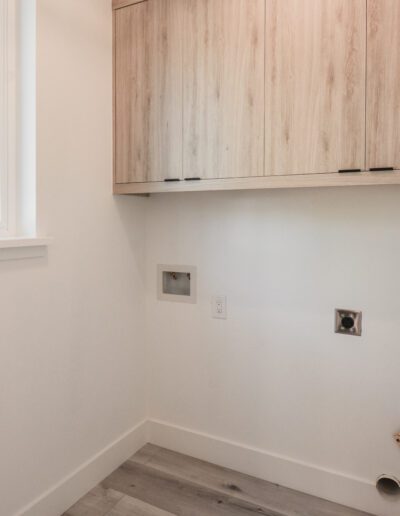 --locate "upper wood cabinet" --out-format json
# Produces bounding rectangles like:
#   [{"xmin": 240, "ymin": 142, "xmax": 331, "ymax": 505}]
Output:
[
  {"xmin": 114, "ymin": 0, "xmax": 183, "ymax": 183},
  {"xmin": 367, "ymin": 0, "xmax": 400, "ymax": 171},
  {"xmin": 183, "ymin": 0, "xmax": 265, "ymax": 179},
  {"xmin": 265, "ymin": 0, "xmax": 366, "ymax": 176},
  {"xmin": 113, "ymin": 0, "xmax": 400, "ymax": 194}
]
